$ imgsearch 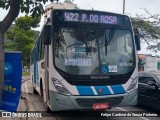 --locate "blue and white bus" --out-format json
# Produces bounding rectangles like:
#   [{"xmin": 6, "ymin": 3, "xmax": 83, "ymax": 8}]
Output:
[{"xmin": 30, "ymin": 9, "xmax": 140, "ymax": 111}]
